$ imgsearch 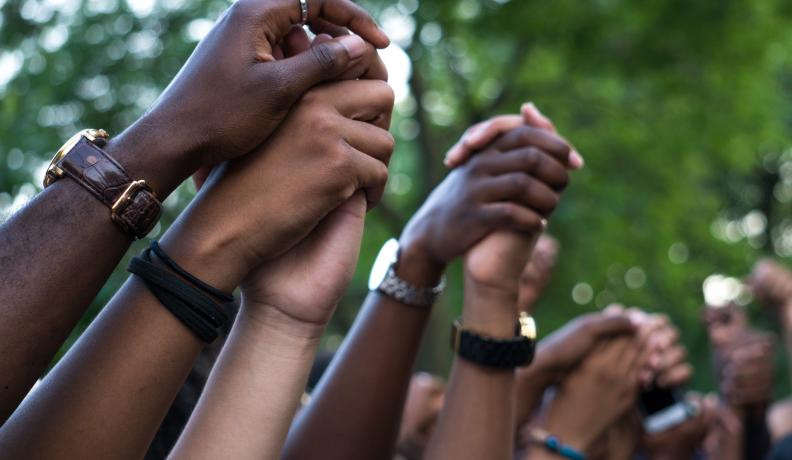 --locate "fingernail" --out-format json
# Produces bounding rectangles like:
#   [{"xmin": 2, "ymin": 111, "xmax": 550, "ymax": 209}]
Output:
[
  {"xmin": 541, "ymin": 218, "xmax": 548, "ymax": 229},
  {"xmin": 338, "ymin": 35, "xmax": 366, "ymax": 60},
  {"xmin": 569, "ymin": 150, "xmax": 584, "ymax": 169}
]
